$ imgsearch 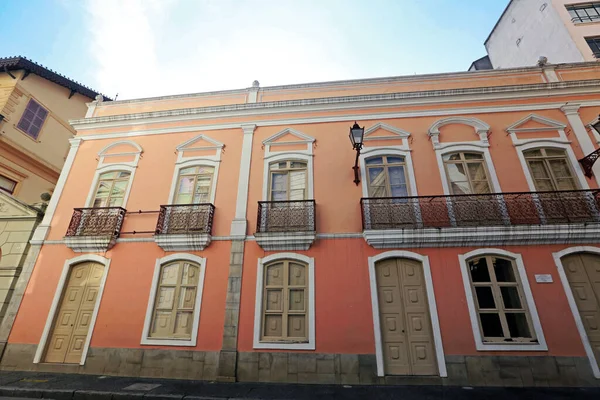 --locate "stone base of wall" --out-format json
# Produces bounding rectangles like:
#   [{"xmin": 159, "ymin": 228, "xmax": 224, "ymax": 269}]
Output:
[
  {"xmin": 0, "ymin": 344, "xmax": 219, "ymax": 381},
  {"xmin": 2, "ymin": 345, "xmax": 599, "ymax": 387}
]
